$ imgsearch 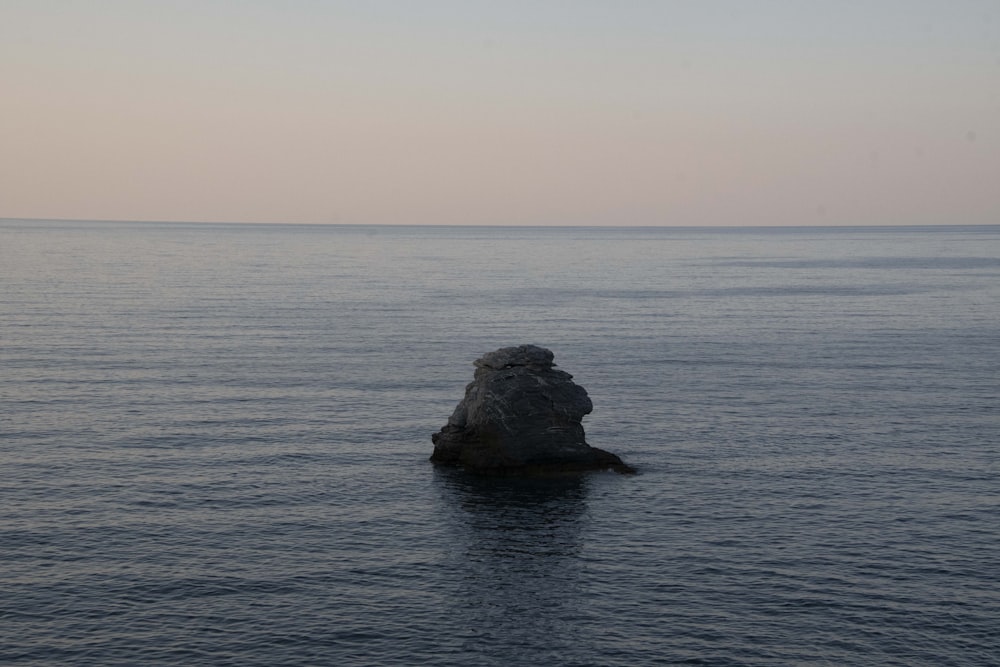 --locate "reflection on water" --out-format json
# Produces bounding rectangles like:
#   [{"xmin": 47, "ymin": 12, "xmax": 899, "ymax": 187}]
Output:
[{"xmin": 432, "ymin": 468, "xmax": 597, "ymax": 662}]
